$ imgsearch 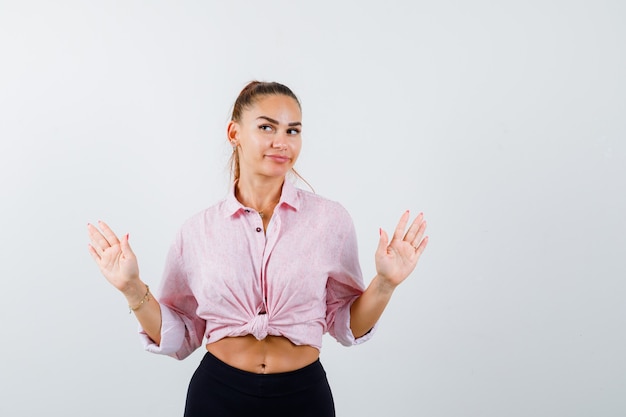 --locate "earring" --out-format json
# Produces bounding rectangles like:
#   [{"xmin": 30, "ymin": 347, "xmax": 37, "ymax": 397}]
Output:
[{"xmin": 231, "ymin": 141, "xmax": 237, "ymax": 151}]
